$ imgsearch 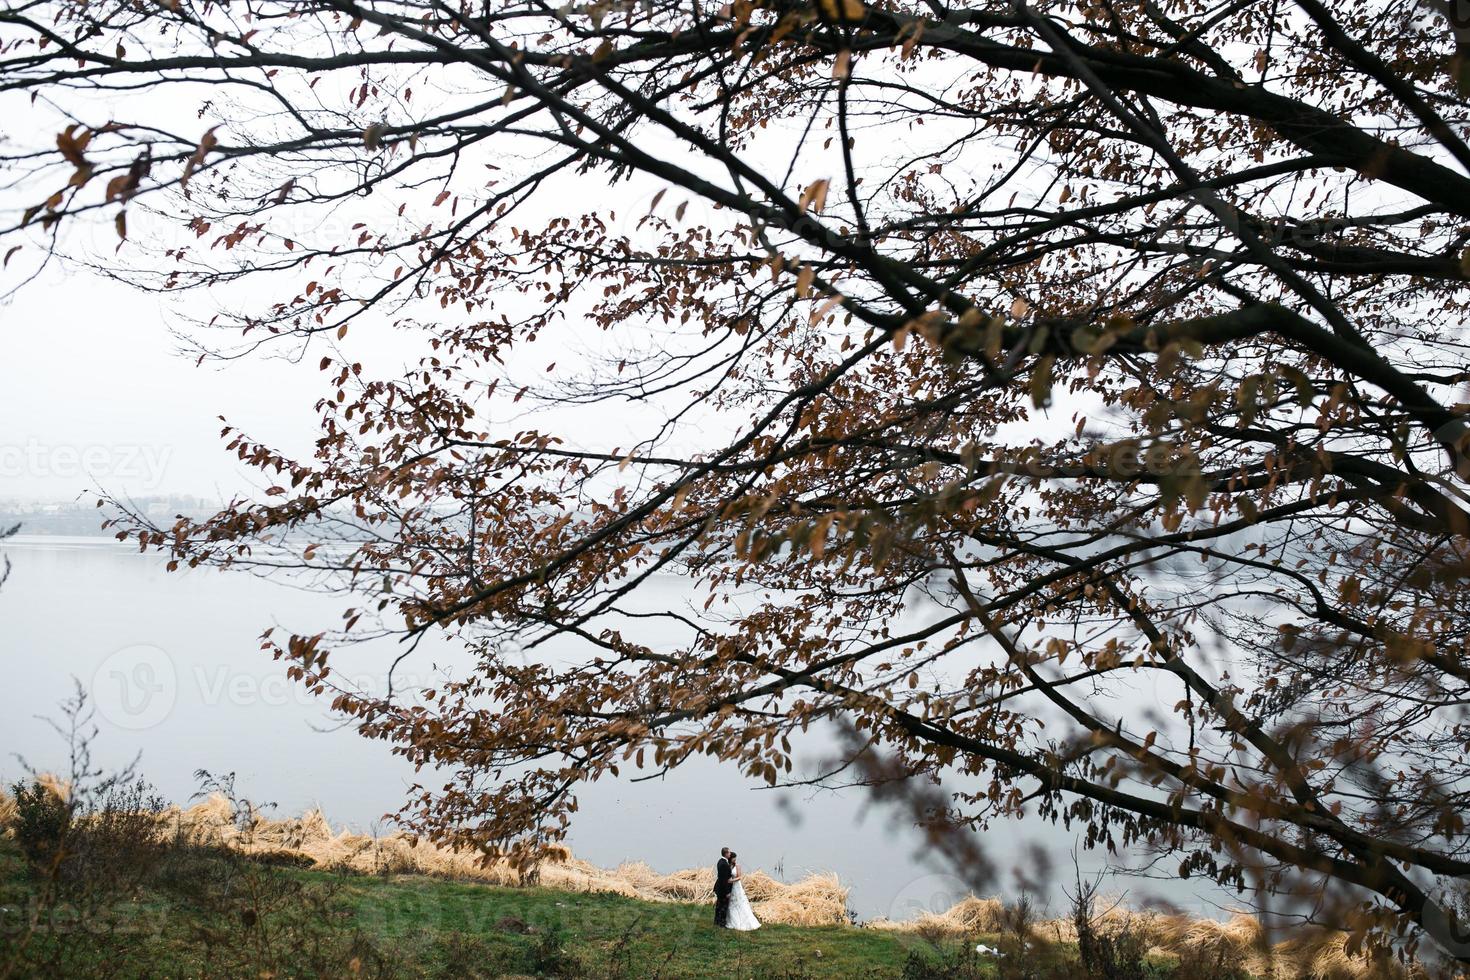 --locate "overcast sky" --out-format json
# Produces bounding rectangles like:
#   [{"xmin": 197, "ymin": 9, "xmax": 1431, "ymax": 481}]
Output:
[
  {"xmin": 0, "ymin": 150, "xmax": 748, "ymax": 508},
  {"xmin": 1, "ymin": 251, "xmax": 321, "ymax": 503},
  {"xmin": 0, "ymin": 32, "xmax": 997, "ymax": 509}
]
